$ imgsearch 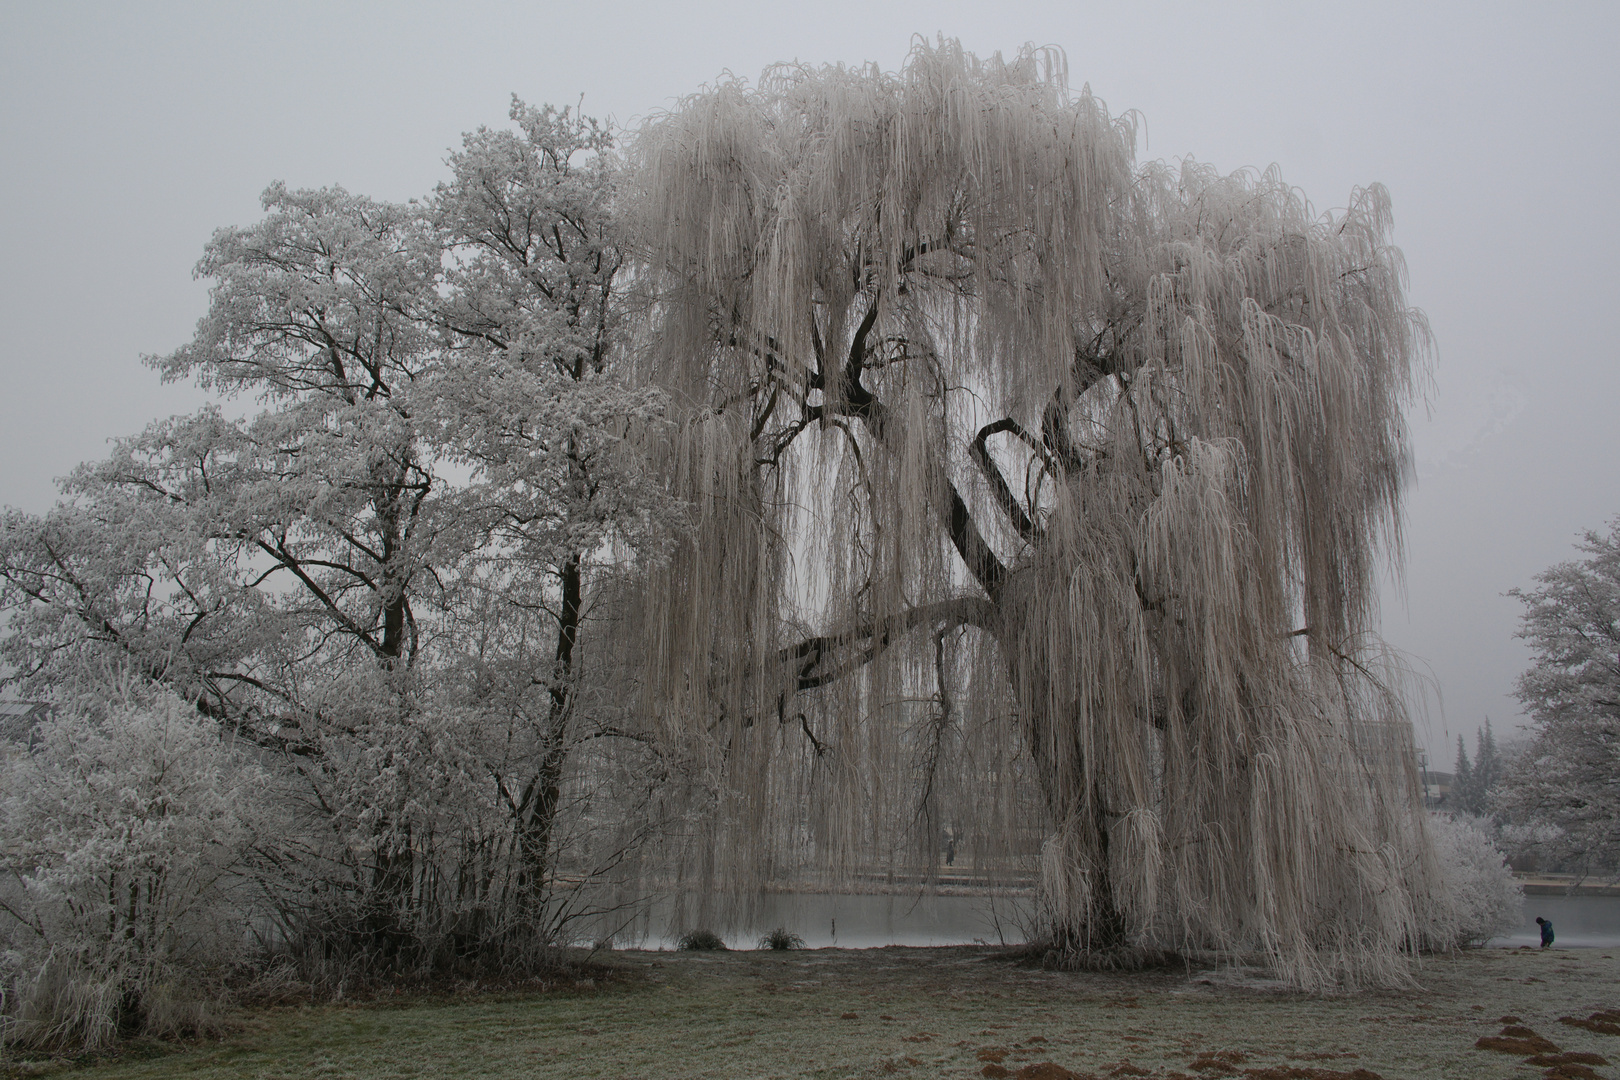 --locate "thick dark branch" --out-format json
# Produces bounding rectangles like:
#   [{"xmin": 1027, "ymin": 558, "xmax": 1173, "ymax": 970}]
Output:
[
  {"xmin": 1041, "ymin": 391, "xmax": 1083, "ymax": 470},
  {"xmin": 254, "ymin": 538, "xmax": 382, "ymax": 657},
  {"xmin": 782, "ymin": 597, "xmax": 996, "ymax": 692},
  {"xmin": 911, "ymin": 626, "xmax": 957, "ymax": 831},
  {"xmin": 750, "ymin": 384, "xmax": 781, "ymax": 443},
  {"xmin": 577, "ymin": 724, "xmax": 658, "ymax": 747},
  {"xmin": 971, "ymin": 418, "xmax": 1044, "ymax": 544},
  {"xmin": 944, "ymin": 481, "xmax": 1008, "ymax": 597},
  {"xmin": 1040, "ymin": 322, "xmax": 1144, "ymax": 467},
  {"xmin": 844, "ymin": 300, "xmax": 880, "ymax": 388},
  {"xmin": 797, "ymin": 712, "xmax": 827, "ymax": 756},
  {"xmin": 107, "ymin": 475, "xmax": 187, "ymax": 505},
  {"xmin": 822, "ymin": 386, "xmax": 1006, "ymax": 598},
  {"xmin": 280, "ymin": 557, "xmax": 379, "ymax": 589},
  {"xmin": 816, "ymin": 302, "xmax": 1007, "ymax": 597},
  {"xmin": 204, "ymin": 670, "xmax": 294, "ymax": 703}
]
